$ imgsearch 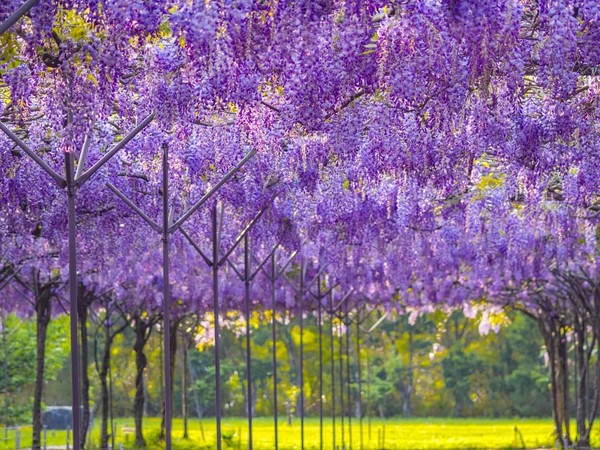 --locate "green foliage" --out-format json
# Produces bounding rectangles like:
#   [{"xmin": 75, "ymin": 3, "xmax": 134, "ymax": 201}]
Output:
[
  {"xmin": 0, "ymin": 314, "xmax": 70, "ymax": 425},
  {"xmin": 0, "ymin": 34, "xmax": 23, "ymax": 73},
  {"xmin": 442, "ymin": 346, "xmax": 484, "ymax": 416},
  {"xmin": 145, "ymin": 428, "xmax": 212, "ymax": 450},
  {"xmin": 5, "ymin": 309, "xmax": 550, "ymax": 426}
]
